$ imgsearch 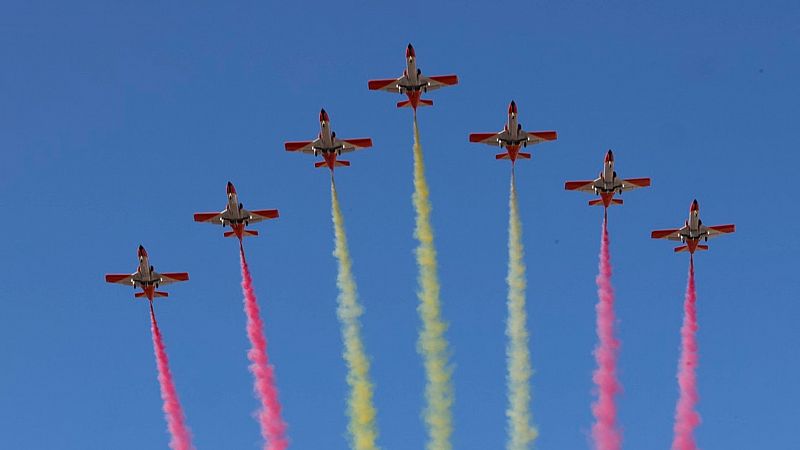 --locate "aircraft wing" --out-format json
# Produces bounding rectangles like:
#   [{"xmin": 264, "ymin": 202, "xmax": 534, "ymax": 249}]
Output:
[
  {"xmin": 336, "ymin": 138, "xmax": 373, "ymax": 154},
  {"xmin": 194, "ymin": 212, "xmax": 224, "ymax": 224},
  {"xmin": 420, "ymin": 74, "xmax": 459, "ymax": 91},
  {"xmin": 469, "ymin": 132, "xmax": 504, "ymax": 146},
  {"xmin": 105, "ymin": 273, "xmax": 135, "ymax": 285},
  {"xmin": 154, "ymin": 272, "xmax": 190, "ymax": 286},
  {"xmin": 525, "ymin": 131, "xmax": 558, "ymax": 145},
  {"xmin": 620, "ymin": 177, "xmax": 651, "ymax": 192},
  {"xmin": 368, "ymin": 77, "xmax": 403, "ymax": 92},
  {"xmin": 242, "ymin": 209, "xmax": 280, "ymax": 224},
  {"xmin": 651, "ymin": 228, "xmax": 684, "ymax": 241},
  {"xmin": 703, "ymin": 224, "xmax": 736, "ymax": 239},
  {"xmin": 564, "ymin": 180, "xmax": 598, "ymax": 193},
  {"xmin": 284, "ymin": 139, "xmax": 320, "ymax": 154}
]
